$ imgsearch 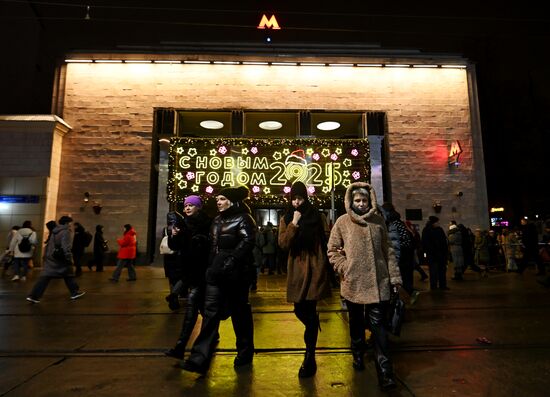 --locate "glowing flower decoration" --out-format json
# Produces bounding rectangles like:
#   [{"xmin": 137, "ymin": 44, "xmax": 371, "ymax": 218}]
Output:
[
  {"xmin": 178, "ymin": 180, "xmax": 188, "ymax": 189},
  {"xmin": 321, "ymin": 148, "xmax": 331, "ymax": 158},
  {"xmin": 343, "ymin": 170, "xmax": 351, "ymax": 177},
  {"xmin": 250, "ymin": 146, "xmax": 258, "ymax": 154},
  {"xmin": 335, "ymin": 147, "xmax": 343, "ymax": 155},
  {"xmin": 322, "ymin": 186, "xmax": 331, "ymax": 193},
  {"xmin": 205, "ymin": 186, "xmax": 214, "ymax": 194},
  {"xmin": 191, "ymin": 185, "xmax": 199, "ymax": 192},
  {"xmin": 252, "ymin": 186, "xmax": 261, "ymax": 194},
  {"xmin": 241, "ymin": 148, "xmax": 249, "ymax": 155},
  {"xmin": 176, "ymin": 147, "xmax": 184, "ymax": 154},
  {"xmin": 188, "ymin": 148, "xmax": 197, "ymax": 157},
  {"xmin": 343, "ymin": 159, "xmax": 352, "ymax": 167},
  {"xmin": 307, "ymin": 186, "xmax": 316, "ymax": 194},
  {"xmin": 218, "ymin": 145, "xmax": 228, "ymax": 155},
  {"xmin": 306, "ymin": 148, "xmax": 314, "ymax": 156},
  {"xmin": 330, "ymin": 153, "xmax": 338, "ymax": 161},
  {"xmin": 264, "ymin": 187, "xmax": 271, "ymax": 194},
  {"xmin": 210, "ymin": 149, "xmax": 217, "ymax": 156},
  {"xmin": 273, "ymin": 151, "xmax": 282, "ymax": 160},
  {"xmin": 351, "ymin": 148, "xmax": 359, "ymax": 157},
  {"xmin": 175, "ymin": 172, "xmax": 183, "ymax": 180},
  {"xmin": 283, "ymin": 186, "xmax": 291, "ymax": 194},
  {"xmin": 185, "ymin": 172, "xmax": 195, "ymax": 180},
  {"xmin": 352, "ymin": 171, "xmax": 361, "ymax": 180},
  {"xmin": 312, "ymin": 153, "xmax": 320, "ymax": 161},
  {"xmin": 282, "ymin": 148, "xmax": 290, "ymax": 155}
]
